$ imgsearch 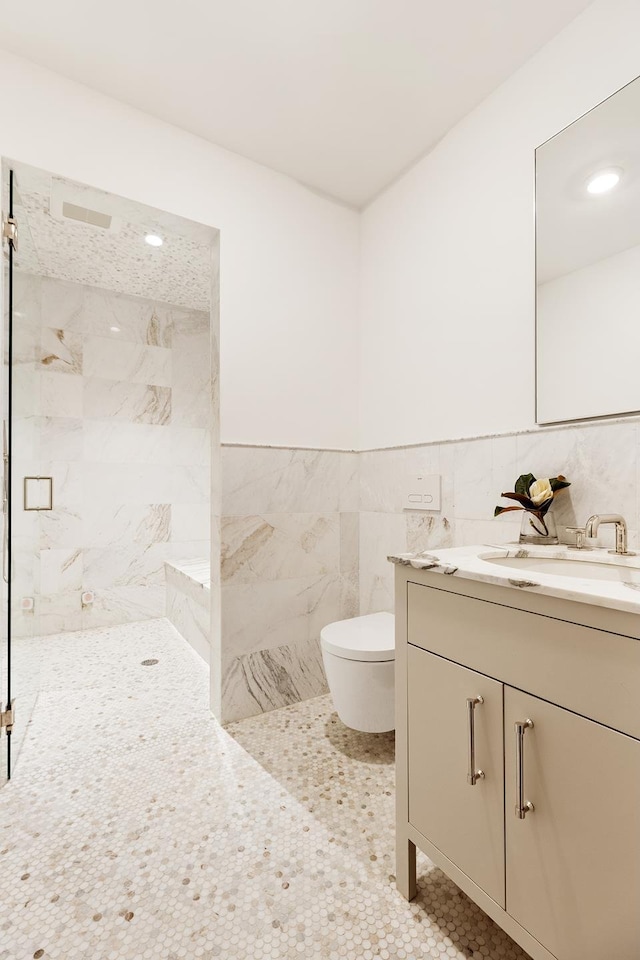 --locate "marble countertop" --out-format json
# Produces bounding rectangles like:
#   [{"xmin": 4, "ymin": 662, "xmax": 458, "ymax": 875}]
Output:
[{"xmin": 388, "ymin": 543, "xmax": 640, "ymax": 616}]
